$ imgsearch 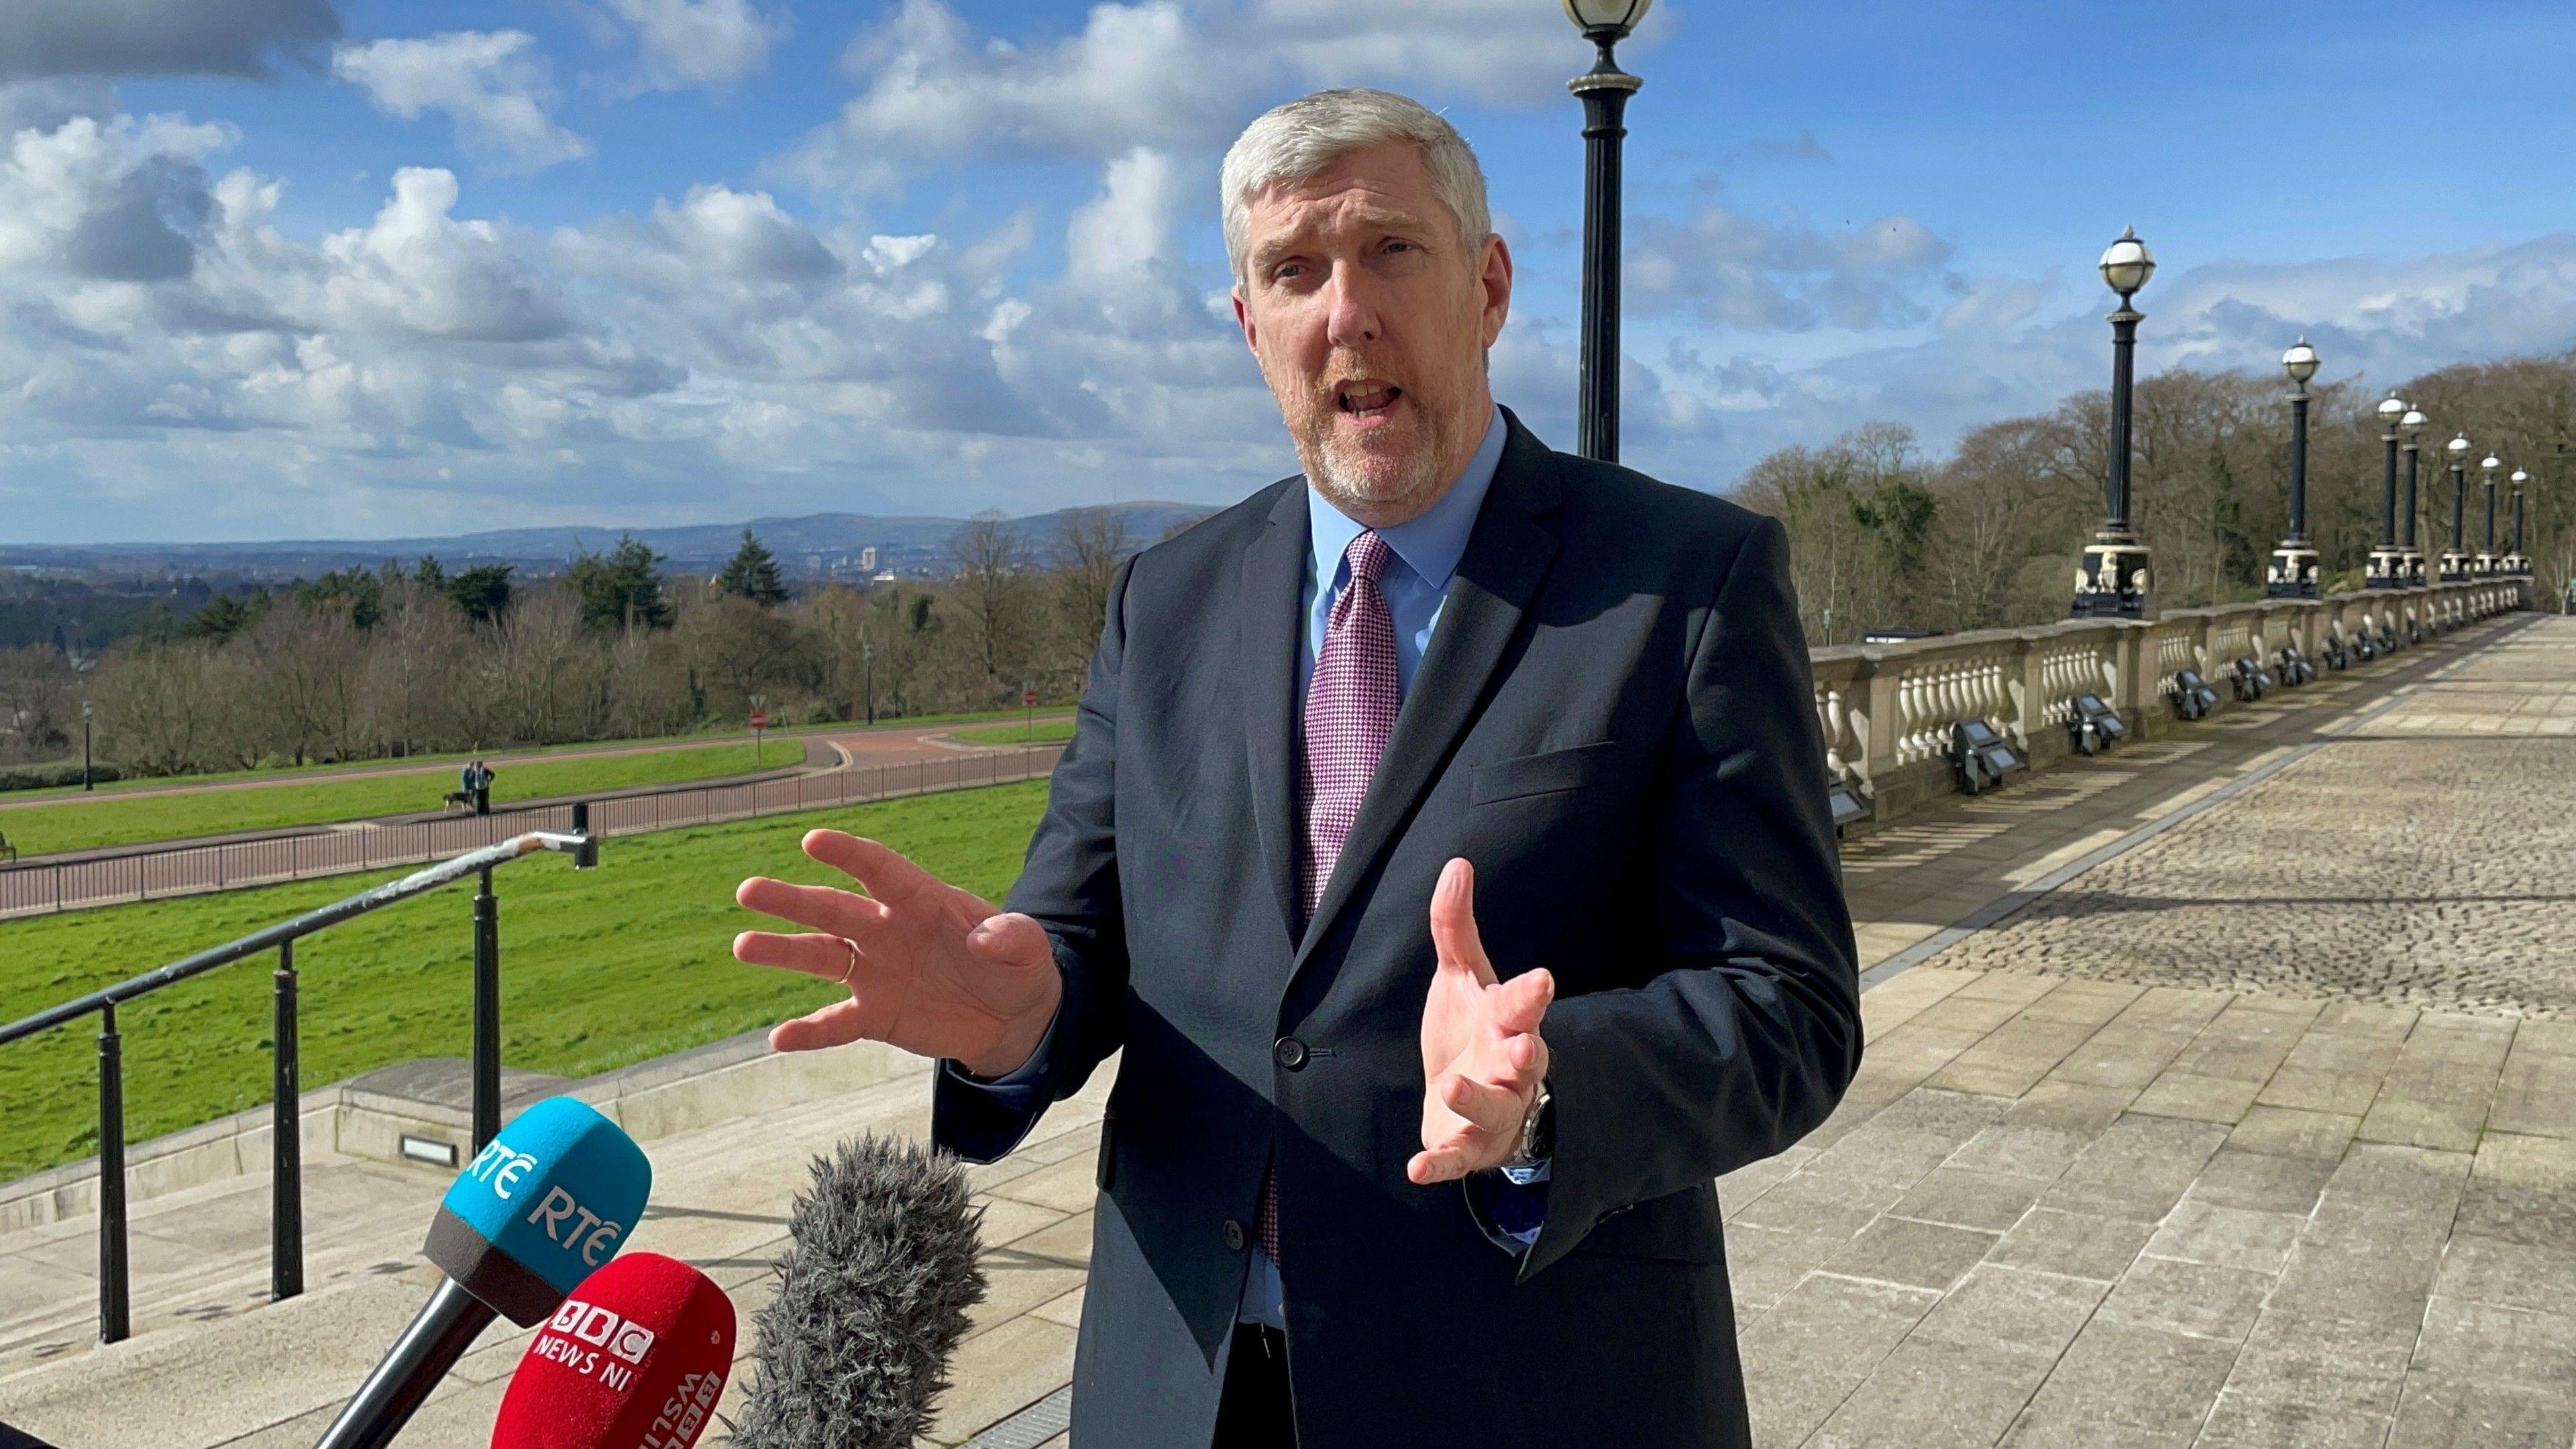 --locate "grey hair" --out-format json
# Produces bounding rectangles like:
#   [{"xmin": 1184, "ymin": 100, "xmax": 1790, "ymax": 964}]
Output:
[{"xmin": 1220, "ymin": 87, "xmax": 1492, "ymax": 288}]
